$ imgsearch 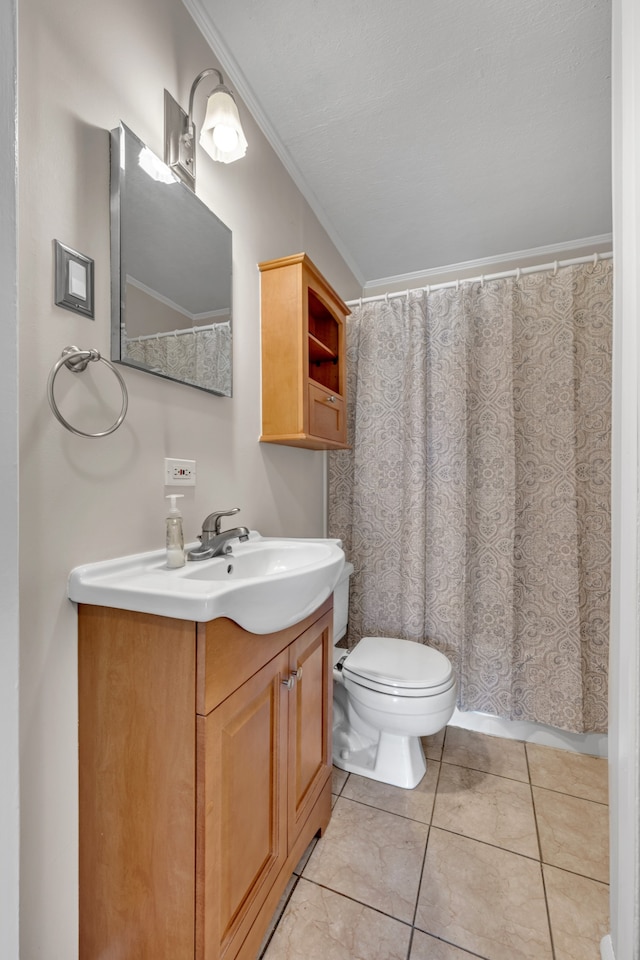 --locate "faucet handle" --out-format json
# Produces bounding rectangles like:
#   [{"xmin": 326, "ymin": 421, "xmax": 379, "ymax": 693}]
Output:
[{"xmin": 202, "ymin": 507, "xmax": 240, "ymax": 535}]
